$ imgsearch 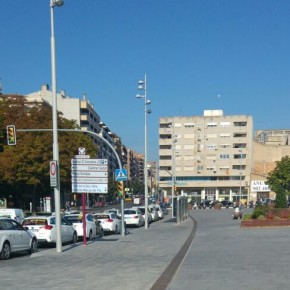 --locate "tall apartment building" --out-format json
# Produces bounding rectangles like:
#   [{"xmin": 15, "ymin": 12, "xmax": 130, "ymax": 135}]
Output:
[{"xmin": 159, "ymin": 110, "xmax": 253, "ymax": 202}]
